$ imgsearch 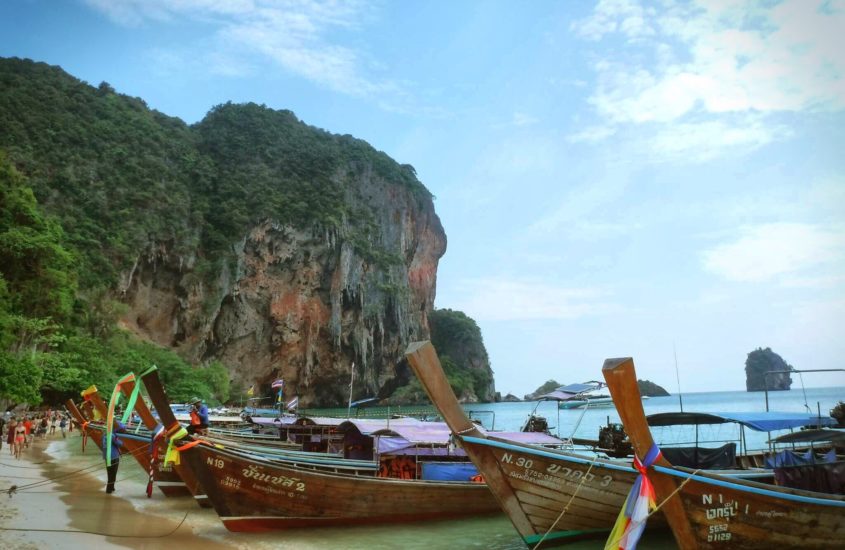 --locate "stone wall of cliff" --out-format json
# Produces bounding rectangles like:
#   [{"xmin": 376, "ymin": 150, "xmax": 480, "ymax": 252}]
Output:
[{"xmin": 120, "ymin": 172, "xmax": 445, "ymax": 406}]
